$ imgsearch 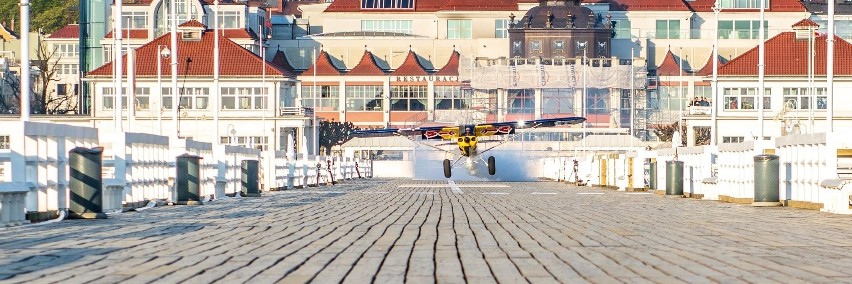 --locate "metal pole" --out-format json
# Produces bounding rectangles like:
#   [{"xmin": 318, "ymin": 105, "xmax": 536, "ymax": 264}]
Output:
[
  {"xmin": 312, "ymin": 48, "xmax": 318, "ymax": 156},
  {"xmin": 630, "ymin": 46, "xmax": 634, "ymax": 147},
  {"xmin": 711, "ymin": 2, "xmax": 720, "ymax": 145},
  {"xmin": 126, "ymin": 18, "xmax": 134, "ymax": 129},
  {"xmin": 678, "ymin": 47, "xmax": 683, "ymax": 147},
  {"xmin": 809, "ymin": 25, "xmax": 815, "ymax": 132},
  {"xmin": 19, "ymin": 0, "xmax": 30, "ymax": 121},
  {"xmin": 757, "ymin": 0, "xmax": 765, "ymax": 139},
  {"xmin": 157, "ymin": 46, "xmax": 162, "ymax": 135},
  {"xmin": 170, "ymin": 0, "xmax": 178, "ymax": 139},
  {"xmin": 261, "ymin": 22, "xmax": 266, "ymax": 150},
  {"xmin": 213, "ymin": 0, "xmax": 220, "ymax": 145},
  {"xmin": 827, "ymin": 0, "xmax": 835, "ymax": 133},
  {"xmin": 114, "ymin": 0, "xmax": 123, "ymax": 132}
]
